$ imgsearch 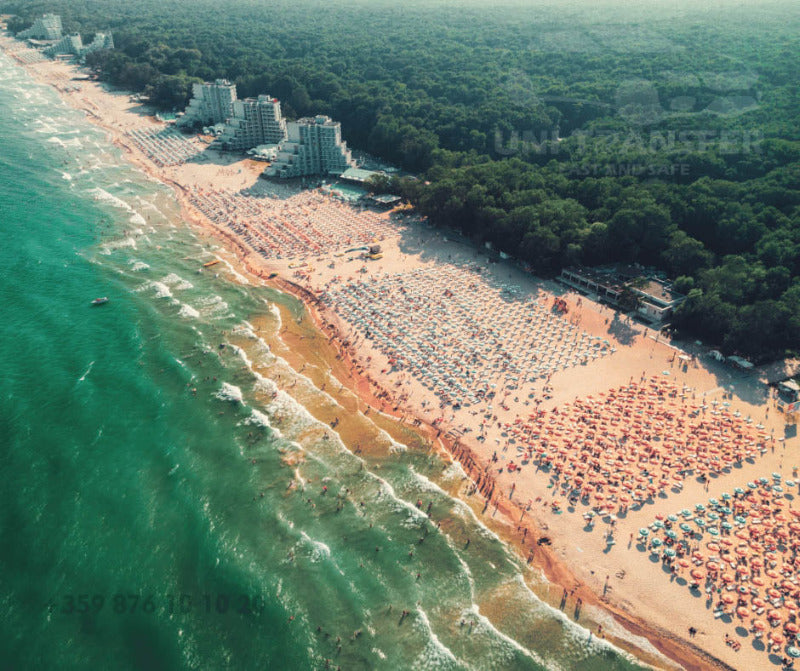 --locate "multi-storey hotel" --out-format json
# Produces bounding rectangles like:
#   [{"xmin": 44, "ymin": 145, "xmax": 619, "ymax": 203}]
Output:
[
  {"xmin": 179, "ymin": 80, "xmax": 237, "ymax": 128},
  {"xmin": 83, "ymin": 32, "xmax": 114, "ymax": 56},
  {"xmin": 217, "ymin": 95, "xmax": 287, "ymax": 152},
  {"xmin": 17, "ymin": 14, "xmax": 63, "ymax": 41},
  {"xmin": 44, "ymin": 34, "xmax": 83, "ymax": 58},
  {"xmin": 267, "ymin": 115, "xmax": 354, "ymax": 178}
]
